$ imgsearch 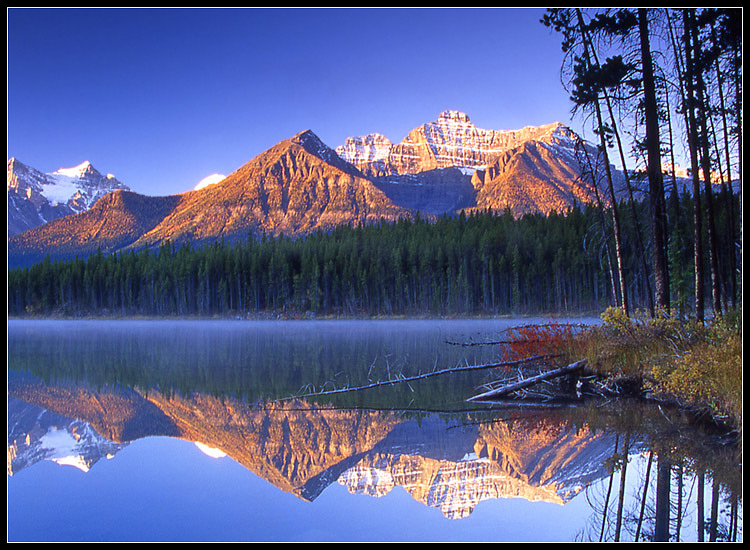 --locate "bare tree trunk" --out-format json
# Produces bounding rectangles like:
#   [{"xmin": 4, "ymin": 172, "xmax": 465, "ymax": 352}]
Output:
[
  {"xmin": 601, "ymin": 93, "xmax": 654, "ymax": 316},
  {"xmin": 582, "ymin": 7, "xmax": 655, "ymax": 316},
  {"xmin": 675, "ymin": 464, "xmax": 684, "ymax": 540},
  {"xmin": 691, "ymin": 25, "xmax": 721, "ymax": 315},
  {"xmin": 692, "ymin": 13, "xmax": 723, "ymax": 317},
  {"xmin": 697, "ymin": 470, "xmax": 705, "ymax": 541},
  {"xmin": 576, "ymin": 140, "xmax": 620, "ymax": 308},
  {"xmin": 467, "ymin": 360, "xmax": 586, "ymax": 401},
  {"xmin": 709, "ymin": 478, "xmax": 720, "ymax": 541},
  {"xmin": 683, "ymin": 9, "xmax": 705, "ymax": 322},
  {"xmin": 638, "ymin": 8, "xmax": 670, "ymax": 314},
  {"xmin": 634, "ymin": 451, "xmax": 653, "ymax": 541},
  {"xmin": 575, "ymin": 9, "xmax": 630, "ymax": 315},
  {"xmin": 664, "ymin": 86, "xmax": 688, "ymax": 316},
  {"xmin": 712, "ymin": 22, "xmax": 738, "ymax": 308},
  {"xmin": 600, "ymin": 434, "xmax": 618, "ymax": 541}
]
